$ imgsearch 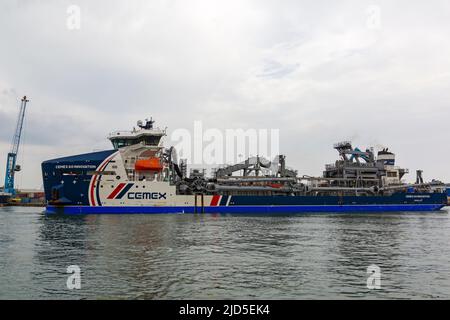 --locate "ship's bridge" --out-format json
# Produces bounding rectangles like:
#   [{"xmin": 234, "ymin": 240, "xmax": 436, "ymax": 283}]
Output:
[{"xmin": 108, "ymin": 118, "xmax": 166, "ymax": 149}]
